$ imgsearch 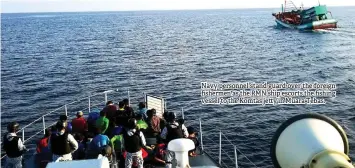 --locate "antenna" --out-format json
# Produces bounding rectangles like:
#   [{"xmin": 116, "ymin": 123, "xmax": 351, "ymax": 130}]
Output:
[{"xmin": 318, "ymin": 0, "xmax": 321, "ymax": 6}]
